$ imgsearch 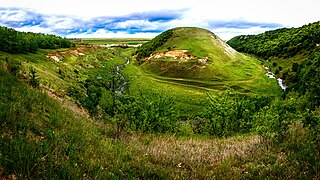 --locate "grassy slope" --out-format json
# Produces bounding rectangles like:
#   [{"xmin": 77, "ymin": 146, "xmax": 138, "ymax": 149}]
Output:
[
  {"xmin": 139, "ymin": 27, "xmax": 280, "ymax": 93},
  {"xmin": 129, "ymin": 28, "xmax": 281, "ymax": 115},
  {"xmin": 0, "ymin": 68, "xmax": 287, "ymax": 178},
  {"xmin": 227, "ymin": 21, "xmax": 320, "ymax": 76},
  {"xmin": 0, "ymin": 47, "xmax": 126, "ymax": 97},
  {"xmin": 0, "ymin": 42, "xmax": 316, "ymax": 178}
]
